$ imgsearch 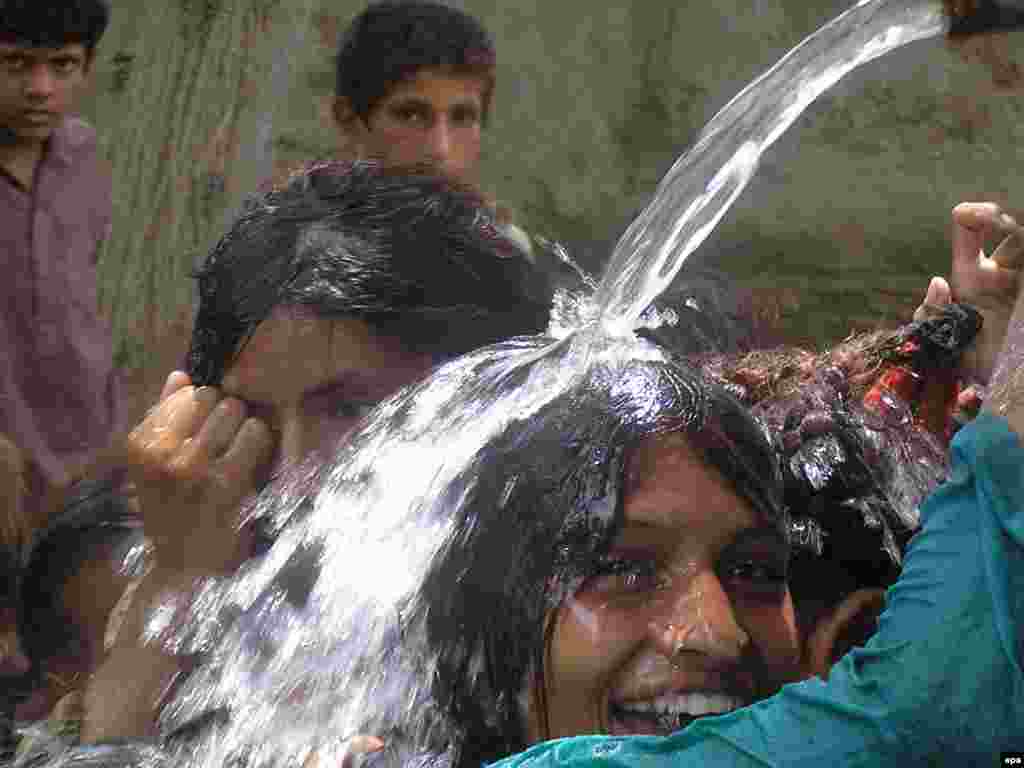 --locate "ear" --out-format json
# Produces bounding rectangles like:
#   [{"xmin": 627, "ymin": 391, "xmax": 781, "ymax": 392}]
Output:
[
  {"xmin": 331, "ymin": 95, "xmax": 353, "ymax": 128},
  {"xmin": 804, "ymin": 588, "xmax": 885, "ymax": 680},
  {"xmin": 332, "ymin": 96, "xmax": 369, "ymax": 135},
  {"xmin": 332, "ymin": 96, "xmax": 371, "ymax": 158}
]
